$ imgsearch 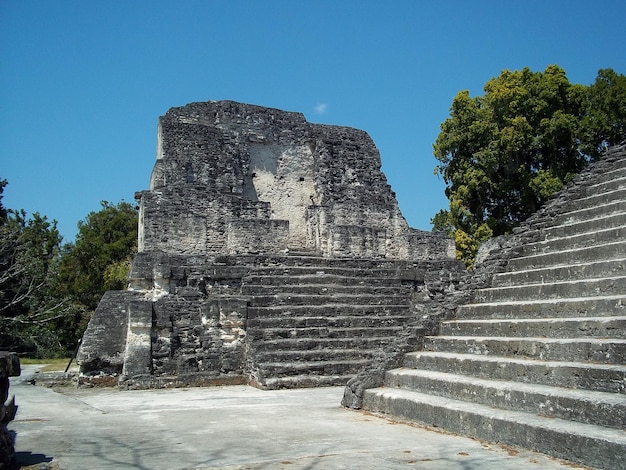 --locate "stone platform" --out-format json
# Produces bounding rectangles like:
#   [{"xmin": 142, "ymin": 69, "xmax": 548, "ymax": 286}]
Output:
[
  {"xmin": 77, "ymin": 101, "xmax": 462, "ymax": 389},
  {"xmin": 361, "ymin": 144, "xmax": 626, "ymax": 469},
  {"xmin": 11, "ymin": 365, "xmax": 581, "ymax": 470}
]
